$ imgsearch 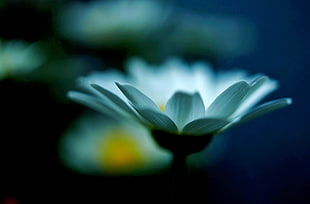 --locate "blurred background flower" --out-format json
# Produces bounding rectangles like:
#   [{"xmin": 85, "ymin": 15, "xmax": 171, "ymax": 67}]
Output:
[
  {"xmin": 0, "ymin": 39, "xmax": 45, "ymax": 80},
  {"xmin": 59, "ymin": 114, "xmax": 172, "ymax": 175},
  {"xmin": 56, "ymin": 0, "xmax": 170, "ymax": 47},
  {"xmin": 55, "ymin": 0, "xmax": 256, "ymax": 64},
  {"xmin": 162, "ymin": 13, "xmax": 256, "ymax": 63},
  {"xmin": 55, "ymin": 0, "xmax": 171, "ymax": 63}
]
